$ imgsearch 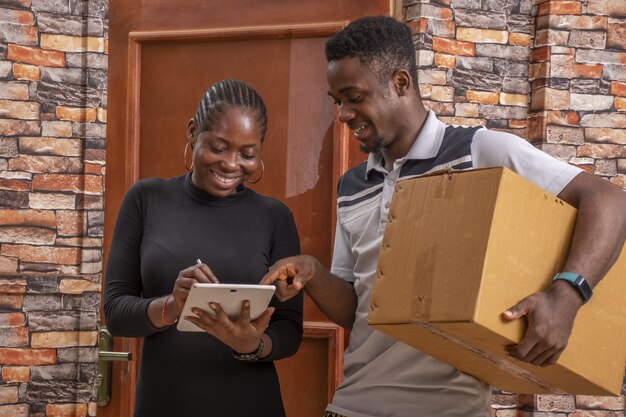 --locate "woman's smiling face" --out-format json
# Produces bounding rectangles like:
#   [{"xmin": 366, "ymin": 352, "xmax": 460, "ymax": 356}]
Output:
[{"xmin": 189, "ymin": 106, "xmax": 262, "ymax": 197}]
